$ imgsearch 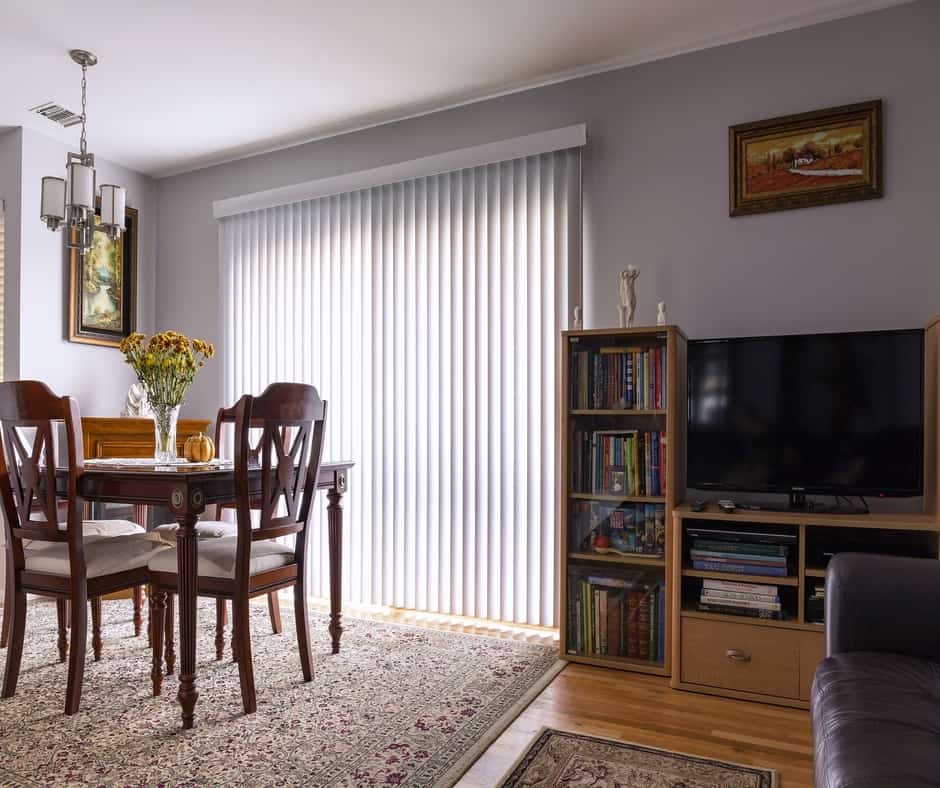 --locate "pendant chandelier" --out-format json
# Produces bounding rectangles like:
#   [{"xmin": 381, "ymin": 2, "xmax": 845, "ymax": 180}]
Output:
[{"xmin": 39, "ymin": 49, "xmax": 125, "ymax": 253}]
